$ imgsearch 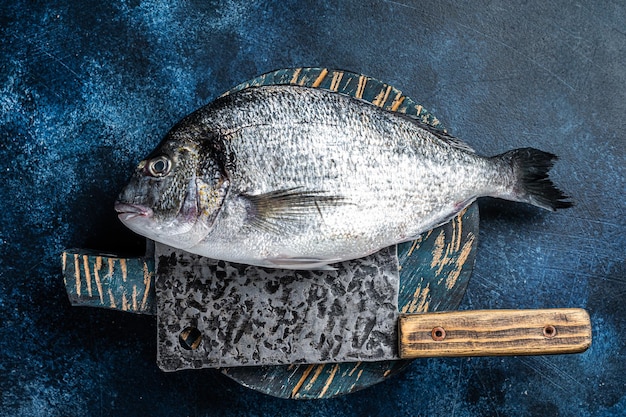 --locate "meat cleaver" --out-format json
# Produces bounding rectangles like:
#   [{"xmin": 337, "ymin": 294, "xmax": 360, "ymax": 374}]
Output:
[{"xmin": 154, "ymin": 243, "xmax": 591, "ymax": 371}]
